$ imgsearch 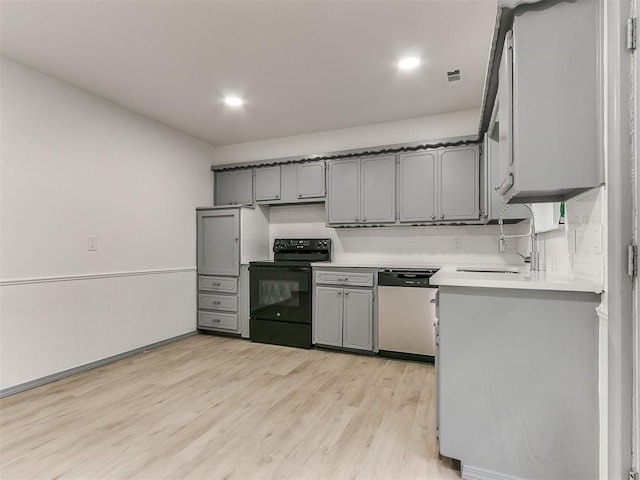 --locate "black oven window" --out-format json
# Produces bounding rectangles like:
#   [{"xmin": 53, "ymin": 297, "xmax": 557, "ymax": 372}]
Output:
[{"xmin": 259, "ymin": 279, "xmax": 299, "ymax": 308}]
